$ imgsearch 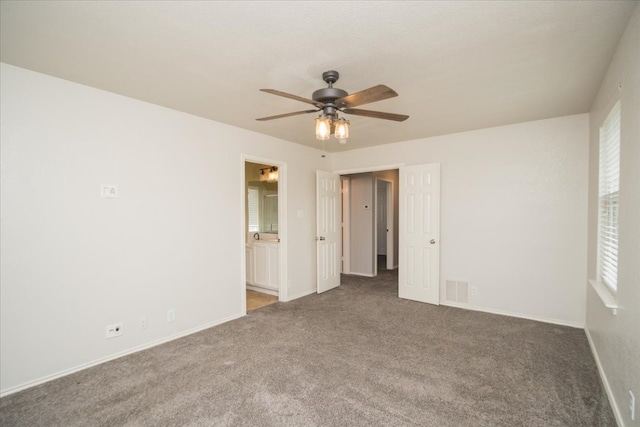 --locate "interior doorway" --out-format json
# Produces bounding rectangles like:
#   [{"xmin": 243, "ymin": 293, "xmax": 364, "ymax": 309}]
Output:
[
  {"xmin": 329, "ymin": 163, "xmax": 440, "ymax": 305},
  {"xmin": 241, "ymin": 156, "xmax": 287, "ymax": 315},
  {"xmin": 340, "ymin": 169, "xmax": 398, "ymax": 277}
]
